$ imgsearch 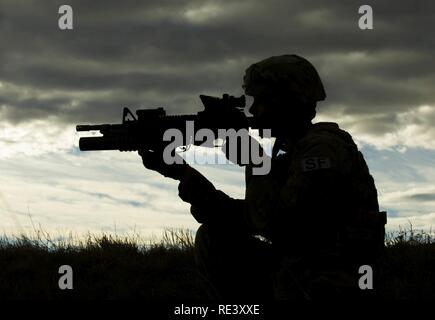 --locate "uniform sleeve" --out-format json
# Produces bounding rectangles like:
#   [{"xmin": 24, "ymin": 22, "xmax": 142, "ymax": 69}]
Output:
[
  {"xmin": 178, "ymin": 167, "xmax": 249, "ymax": 230},
  {"xmin": 245, "ymin": 134, "xmax": 352, "ymax": 239},
  {"xmin": 280, "ymin": 137, "xmax": 349, "ymax": 215}
]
